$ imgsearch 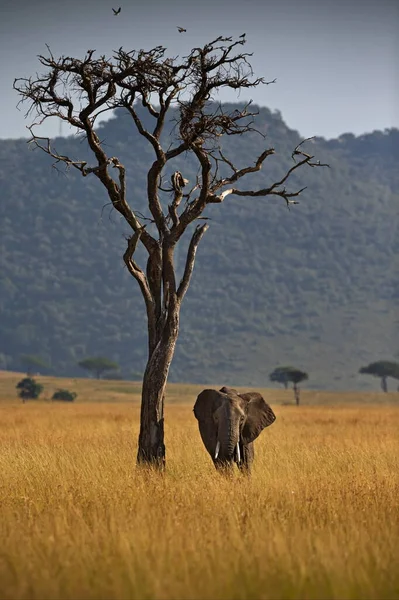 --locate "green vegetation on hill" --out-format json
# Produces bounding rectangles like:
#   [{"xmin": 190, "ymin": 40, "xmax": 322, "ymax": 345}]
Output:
[{"xmin": 0, "ymin": 106, "xmax": 397, "ymax": 389}]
